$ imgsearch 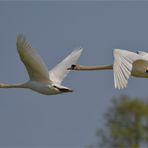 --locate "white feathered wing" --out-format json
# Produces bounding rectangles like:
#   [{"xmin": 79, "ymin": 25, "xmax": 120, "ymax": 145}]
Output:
[
  {"xmin": 49, "ymin": 48, "xmax": 83, "ymax": 85},
  {"xmin": 113, "ymin": 49, "xmax": 143, "ymax": 89},
  {"xmin": 16, "ymin": 33, "xmax": 51, "ymax": 82}
]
